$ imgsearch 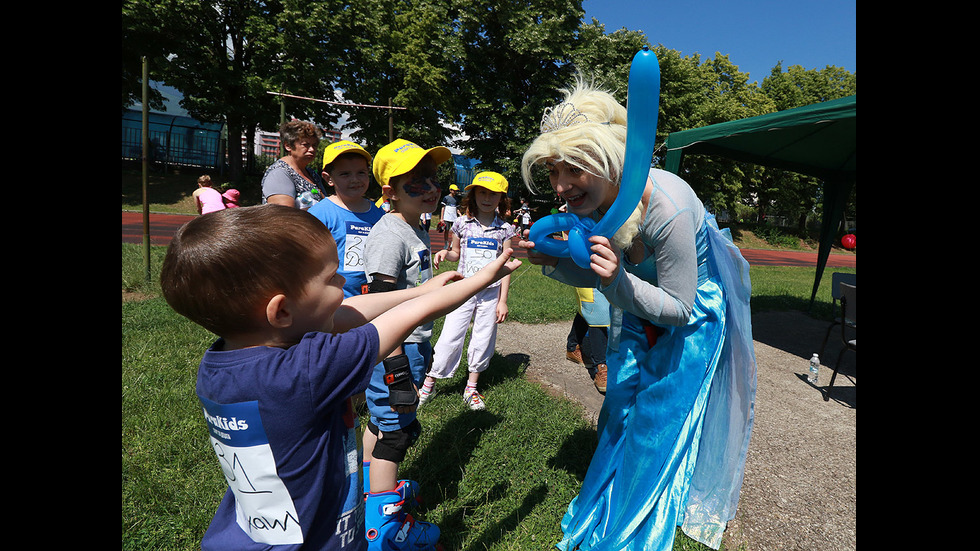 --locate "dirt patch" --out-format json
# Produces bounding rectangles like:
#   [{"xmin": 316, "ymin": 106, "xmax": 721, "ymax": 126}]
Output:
[
  {"xmin": 122, "ymin": 290, "xmax": 153, "ymax": 302},
  {"xmin": 494, "ymin": 310, "xmax": 855, "ymax": 551}
]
